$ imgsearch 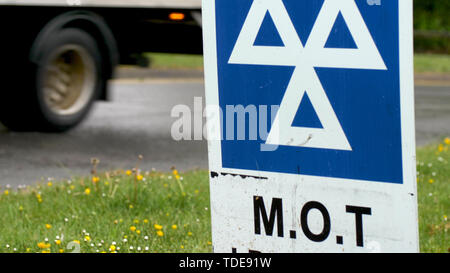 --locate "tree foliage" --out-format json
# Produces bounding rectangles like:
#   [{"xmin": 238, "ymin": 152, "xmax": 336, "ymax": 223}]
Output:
[{"xmin": 414, "ymin": 0, "xmax": 450, "ymax": 31}]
